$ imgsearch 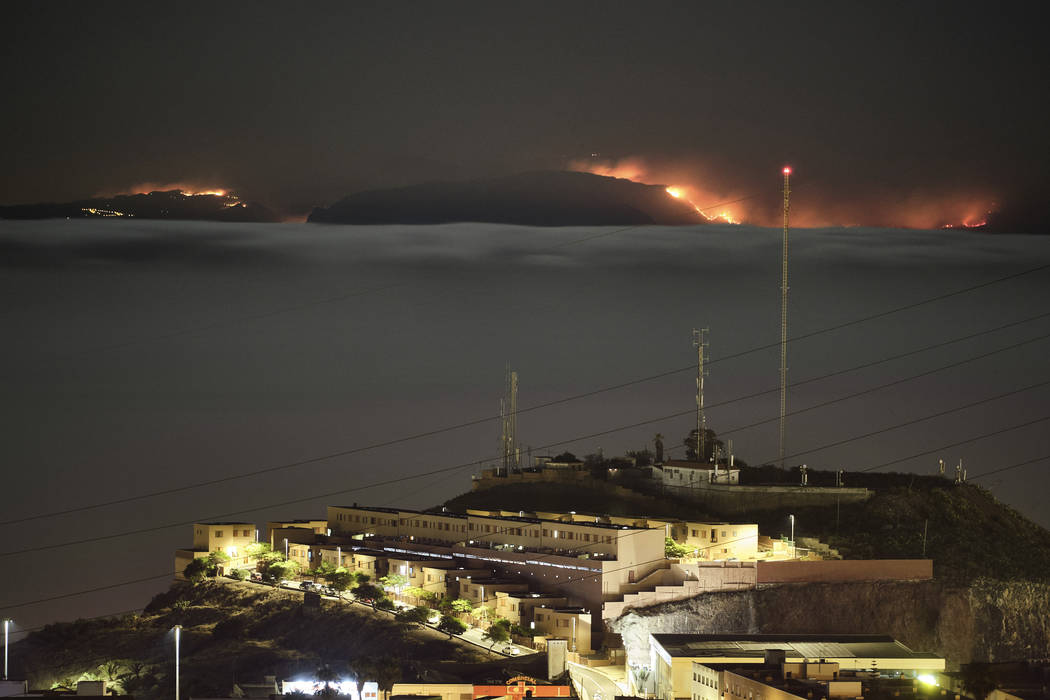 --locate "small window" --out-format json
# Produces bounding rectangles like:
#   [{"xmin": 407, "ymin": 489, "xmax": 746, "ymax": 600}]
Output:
[{"xmin": 215, "ymin": 530, "xmax": 224, "ymax": 537}]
